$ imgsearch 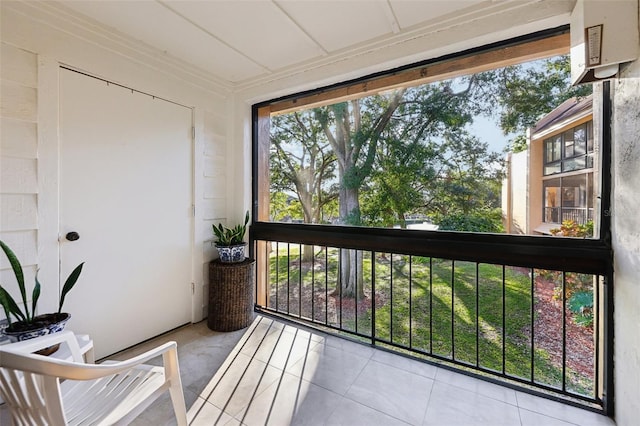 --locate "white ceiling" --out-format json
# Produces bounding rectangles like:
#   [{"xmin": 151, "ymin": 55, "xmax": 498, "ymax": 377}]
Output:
[{"xmin": 56, "ymin": 0, "xmax": 500, "ymax": 85}]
